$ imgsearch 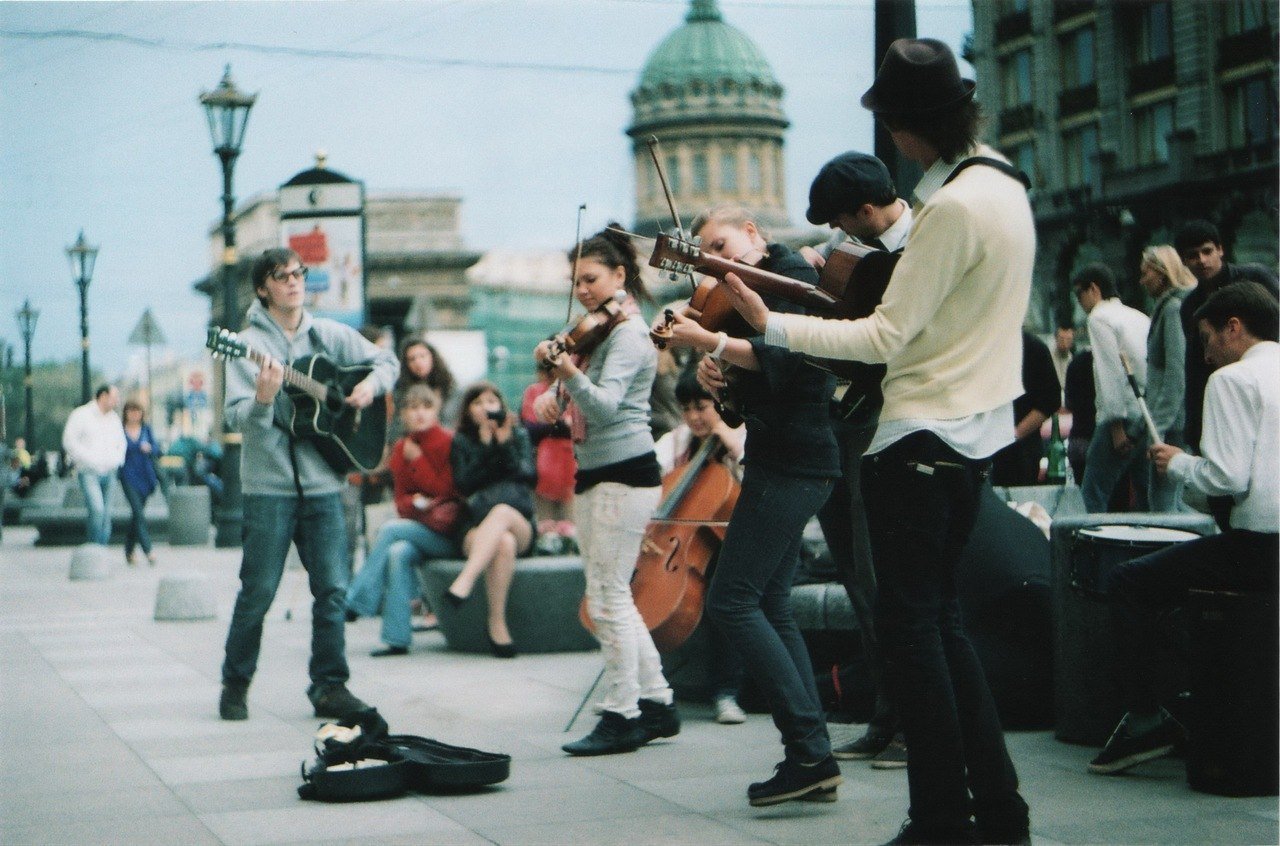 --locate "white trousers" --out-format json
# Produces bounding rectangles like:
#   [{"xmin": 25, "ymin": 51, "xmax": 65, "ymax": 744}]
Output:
[{"xmin": 577, "ymin": 482, "xmax": 671, "ymax": 719}]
